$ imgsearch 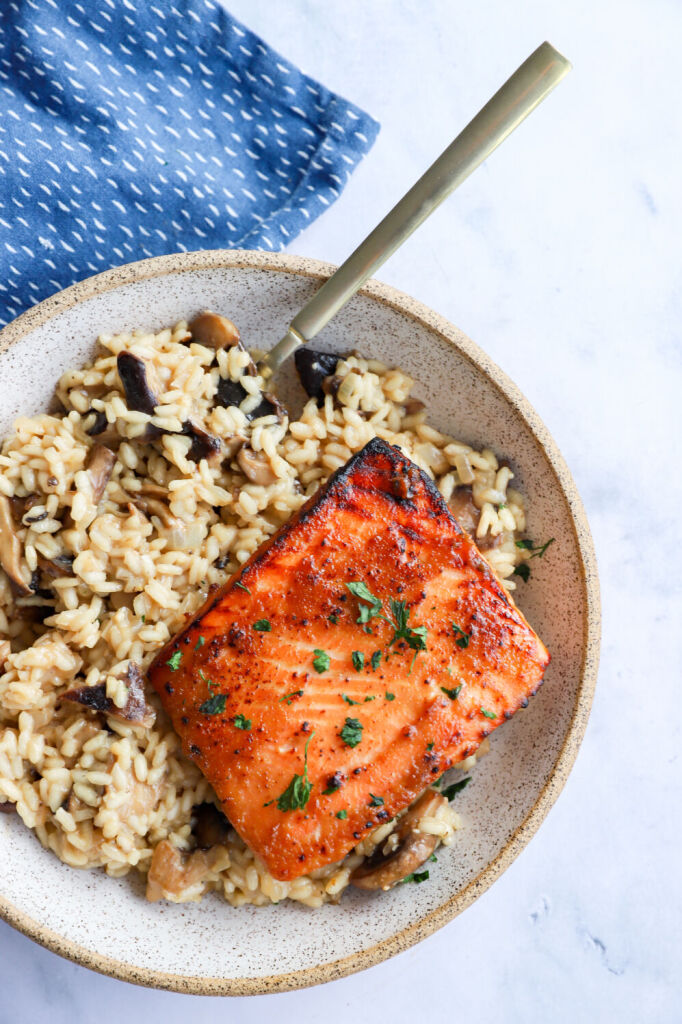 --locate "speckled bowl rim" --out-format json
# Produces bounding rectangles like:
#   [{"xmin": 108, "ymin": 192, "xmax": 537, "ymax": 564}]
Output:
[{"xmin": 0, "ymin": 250, "xmax": 600, "ymax": 995}]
